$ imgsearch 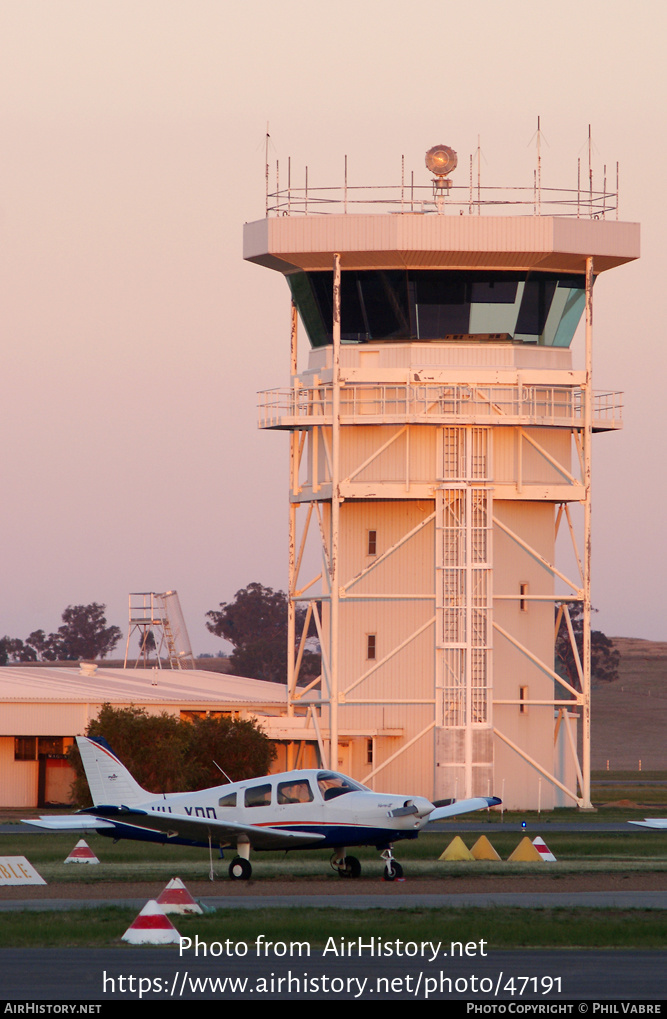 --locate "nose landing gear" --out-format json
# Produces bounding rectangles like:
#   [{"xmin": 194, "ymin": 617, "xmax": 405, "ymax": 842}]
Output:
[{"xmin": 381, "ymin": 847, "xmax": 404, "ymax": 881}]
